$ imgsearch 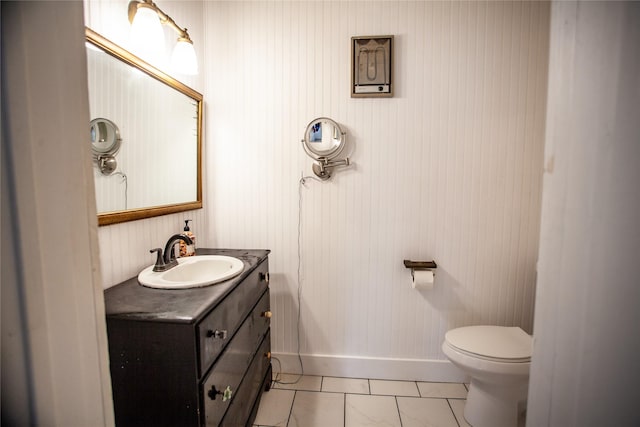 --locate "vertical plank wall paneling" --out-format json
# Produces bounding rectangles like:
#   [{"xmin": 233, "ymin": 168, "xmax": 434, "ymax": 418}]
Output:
[
  {"xmin": 85, "ymin": 0, "xmax": 549, "ymax": 378},
  {"xmin": 205, "ymin": 1, "xmax": 549, "ymax": 372},
  {"xmin": 84, "ymin": 0, "xmax": 209, "ymax": 288}
]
